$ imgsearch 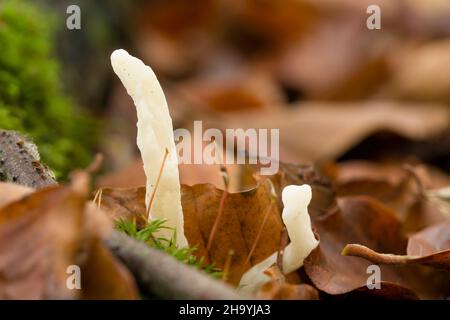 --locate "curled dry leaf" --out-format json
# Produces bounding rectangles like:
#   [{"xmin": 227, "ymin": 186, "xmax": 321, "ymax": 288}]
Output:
[
  {"xmin": 177, "ymin": 70, "xmax": 285, "ymax": 113},
  {"xmin": 326, "ymin": 161, "xmax": 414, "ymax": 212},
  {"xmin": 0, "ymin": 176, "xmax": 138, "ymax": 300},
  {"xmin": 408, "ymin": 220, "xmax": 450, "ymax": 256},
  {"xmin": 388, "ymin": 40, "xmax": 450, "ymax": 104},
  {"xmin": 81, "ymin": 237, "xmax": 138, "ymax": 300},
  {"xmin": 0, "ymin": 183, "xmax": 85, "ymax": 299},
  {"xmin": 327, "ymin": 161, "xmax": 450, "ymax": 234},
  {"xmin": 182, "ymin": 180, "xmax": 283, "ymax": 285},
  {"xmin": 303, "ymin": 195, "xmax": 450, "ymax": 299},
  {"xmin": 257, "ymin": 265, "xmax": 319, "ymax": 300},
  {"xmin": 214, "ymin": 102, "xmax": 450, "ymax": 163},
  {"xmin": 258, "ymin": 281, "xmax": 319, "ymax": 300},
  {"xmin": 98, "ymin": 187, "xmax": 147, "ymax": 228},
  {"xmin": 277, "ymin": 15, "xmax": 390, "ymax": 100}
]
